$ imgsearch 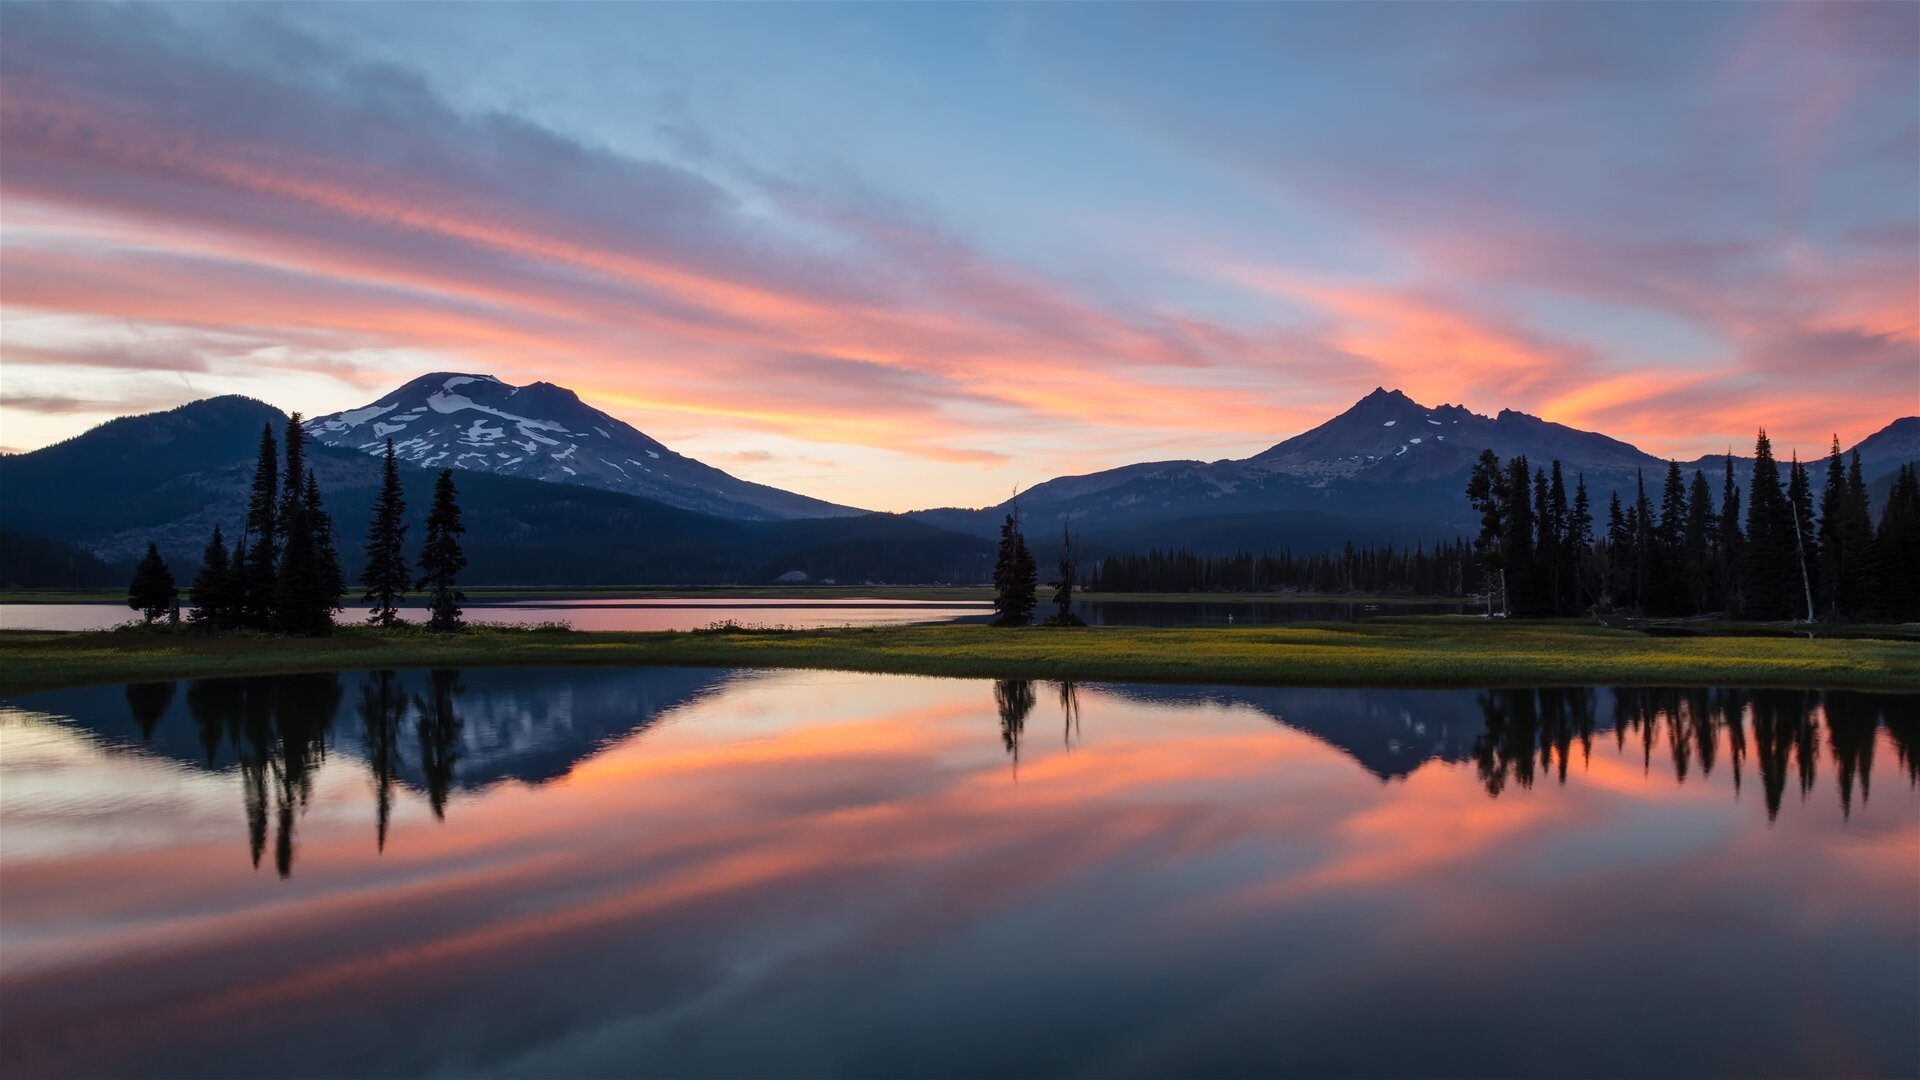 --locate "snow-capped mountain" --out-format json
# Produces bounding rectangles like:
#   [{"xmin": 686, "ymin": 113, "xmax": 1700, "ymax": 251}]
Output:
[{"xmin": 306, "ymin": 373, "xmax": 860, "ymax": 520}]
